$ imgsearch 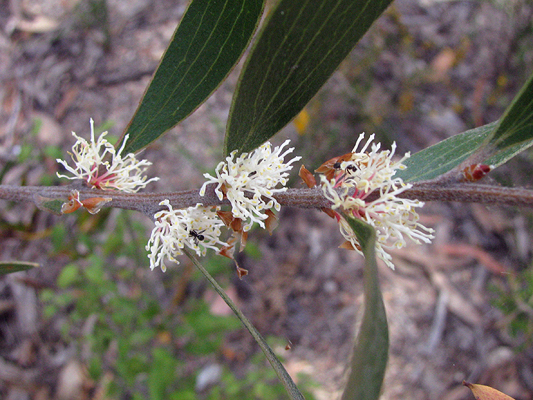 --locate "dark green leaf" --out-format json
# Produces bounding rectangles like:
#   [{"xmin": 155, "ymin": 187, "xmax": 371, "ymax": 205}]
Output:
[
  {"xmin": 0, "ymin": 261, "xmax": 39, "ymax": 275},
  {"xmin": 122, "ymin": 0, "xmax": 265, "ymax": 154},
  {"xmin": 186, "ymin": 250, "xmax": 304, "ymax": 400},
  {"xmin": 225, "ymin": 0, "xmax": 393, "ymax": 155},
  {"xmin": 341, "ymin": 216, "xmax": 388, "ymax": 400}
]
